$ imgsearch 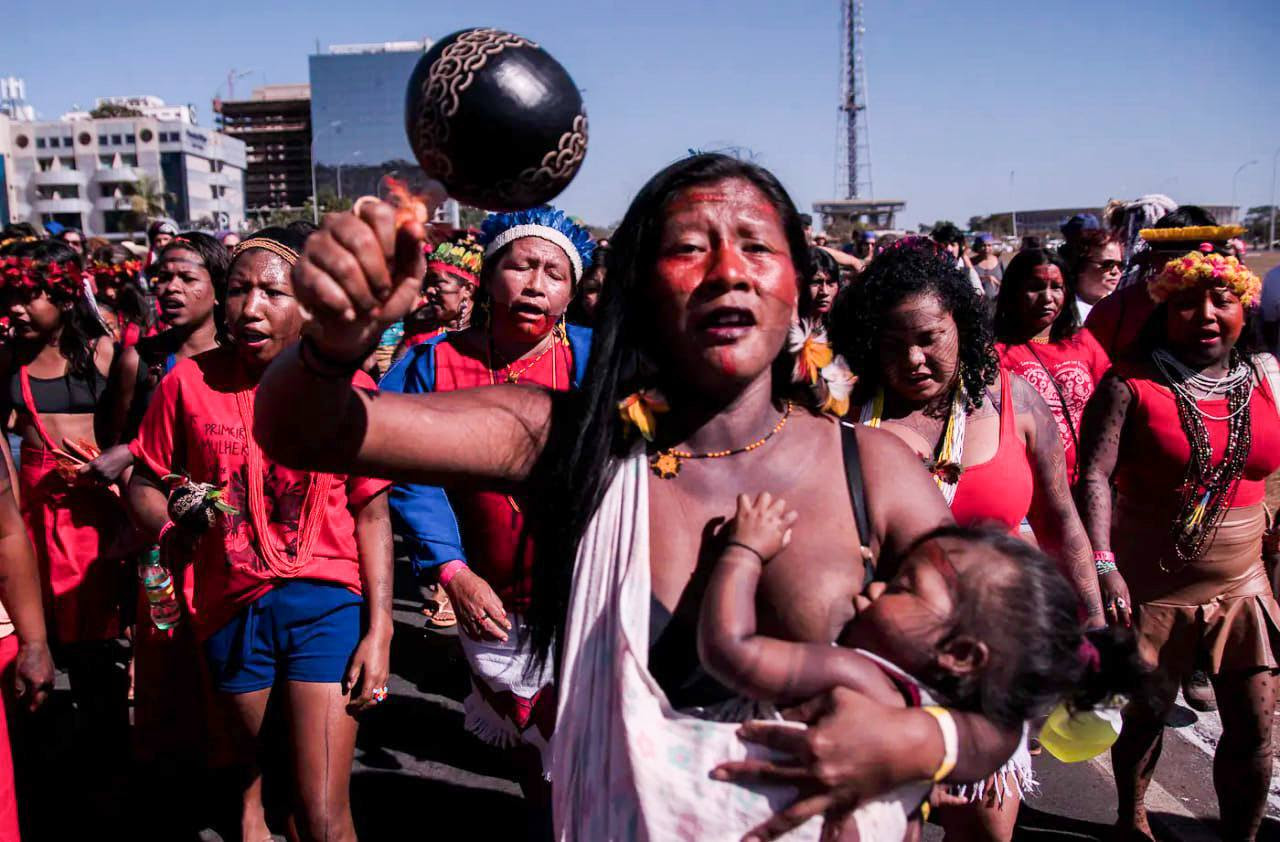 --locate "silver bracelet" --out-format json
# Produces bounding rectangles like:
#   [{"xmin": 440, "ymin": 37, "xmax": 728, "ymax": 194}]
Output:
[{"xmin": 1095, "ymin": 559, "xmax": 1118, "ymax": 576}]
